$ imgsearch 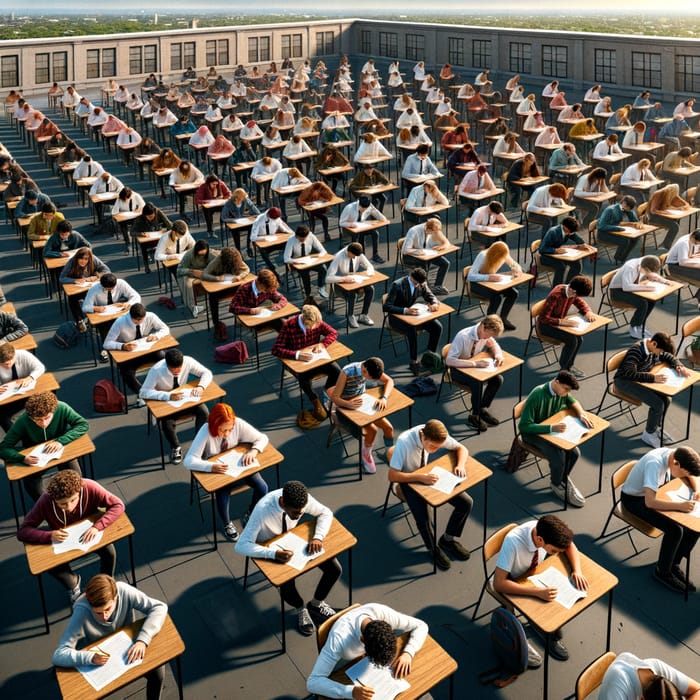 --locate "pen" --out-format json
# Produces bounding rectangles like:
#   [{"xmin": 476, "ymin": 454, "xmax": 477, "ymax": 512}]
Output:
[{"xmin": 93, "ymin": 646, "xmax": 110, "ymax": 657}]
